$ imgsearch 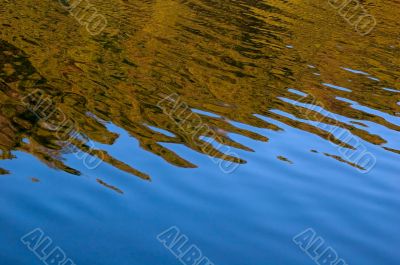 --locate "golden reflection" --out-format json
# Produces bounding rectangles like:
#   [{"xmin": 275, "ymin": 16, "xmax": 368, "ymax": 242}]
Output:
[{"xmin": 0, "ymin": 0, "xmax": 399, "ymax": 178}]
